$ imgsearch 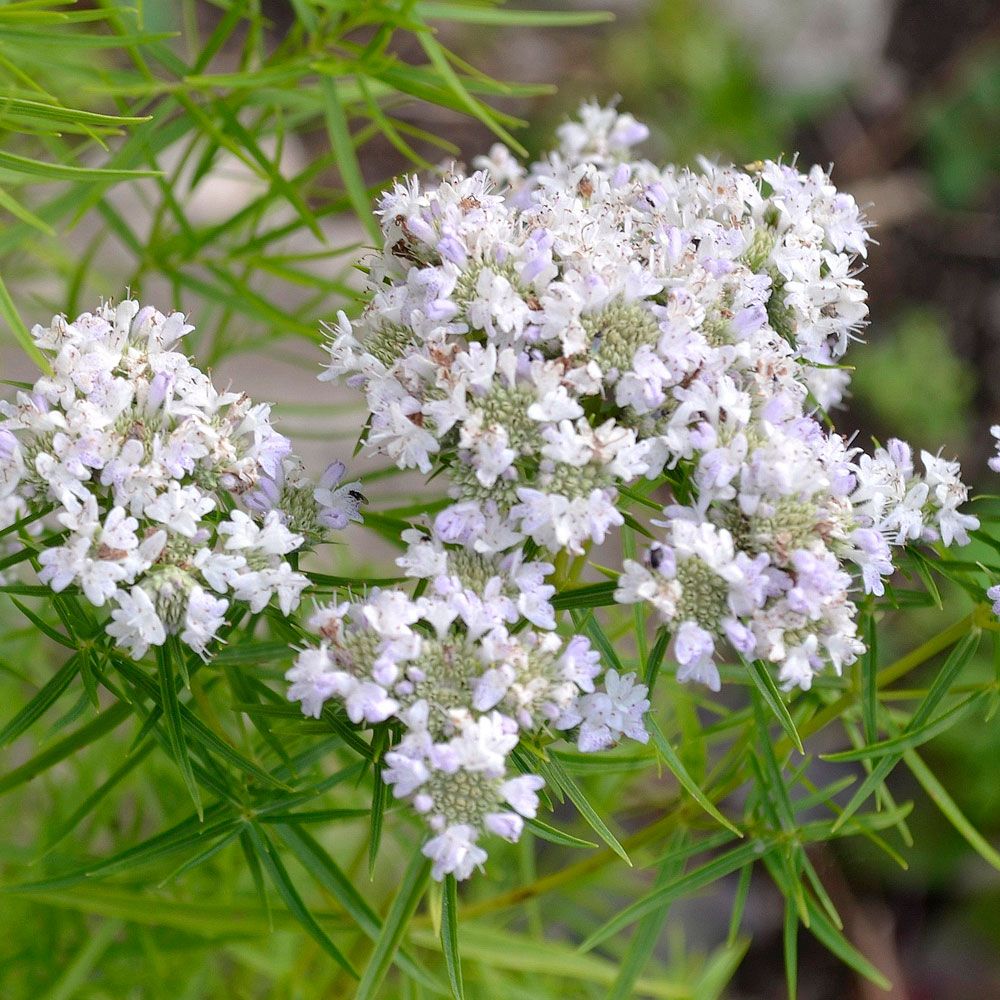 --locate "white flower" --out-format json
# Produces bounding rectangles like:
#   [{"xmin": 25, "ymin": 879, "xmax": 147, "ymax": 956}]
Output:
[
  {"xmin": 314, "ymin": 460, "xmax": 365, "ymax": 530},
  {"xmin": 145, "ymin": 482, "xmax": 216, "ymax": 538},
  {"xmin": 106, "ymin": 586, "xmax": 166, "ymax": 659},
  {"xmin": 0, "ymin": 429, "xmax": 24, "ymax": 499},
  {"xmin": 501, "ymin": 774, "xmax": 545, "ymax": 816},
  {"xmin": 181, "ymin": 586, "xmax": 229, "ymax": 656},
  {"xmin": 578, "ymin": 669, "xmax": 650, "ymax": 751},
  {"xmin": 422, "ymin": 825, "xmax": 488, "ymax": 881},
  {"xmin": 674, "ymin": 622, "xmax": 721, "ymax": 692}
]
